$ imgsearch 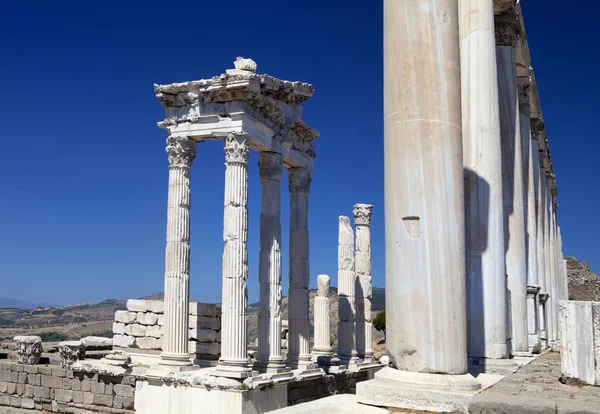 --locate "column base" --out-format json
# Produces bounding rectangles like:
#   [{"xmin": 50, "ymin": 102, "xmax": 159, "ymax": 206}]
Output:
[
  {"xmin": 158, "ymin": 352, "xmax": 193, "ymax": 368},
  {"xmin": 253, "ymin": 358, "xmax": 290, "ymax": 374},
  {"xmin": 357, "ymin": 367, "xmax": 481, "ymax": 413},
  {"xmin": 216, "ymin": 357, "xmax": 253, "ymax": 378},
  {"xmin": 285, "ymin": 354, "xmax": 315, "ymax": 370},
  {"xmin": 468, "ymin": 357, "xmax": 519, "ymax": 375}
]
